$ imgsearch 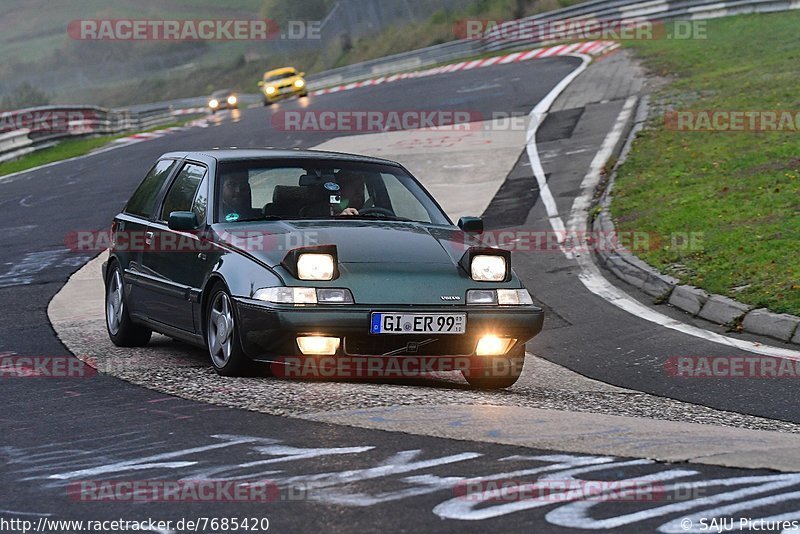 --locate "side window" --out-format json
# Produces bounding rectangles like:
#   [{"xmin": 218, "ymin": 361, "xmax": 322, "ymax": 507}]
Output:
[
  {"xmin": 160, "ymin": 163, "xmax": 207, "ymax": 221},
  {"xmin": 124, "ymin": 159, "xmax": 178, "ymax": 218},
  {"xmin": 191, "ymin": 175, "xmax": 208, "ymax": 224}
]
